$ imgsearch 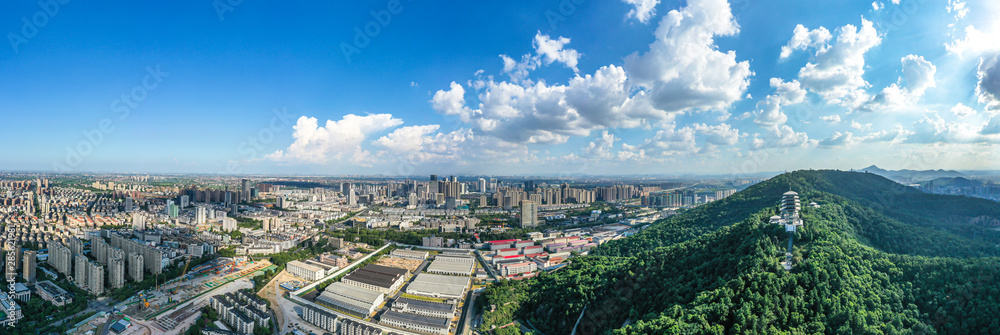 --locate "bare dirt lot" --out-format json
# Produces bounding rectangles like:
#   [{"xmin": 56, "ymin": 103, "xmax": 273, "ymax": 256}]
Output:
[{"xmin": 377, "ymin": 256, "xmax": 423, "ymax": 272}]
